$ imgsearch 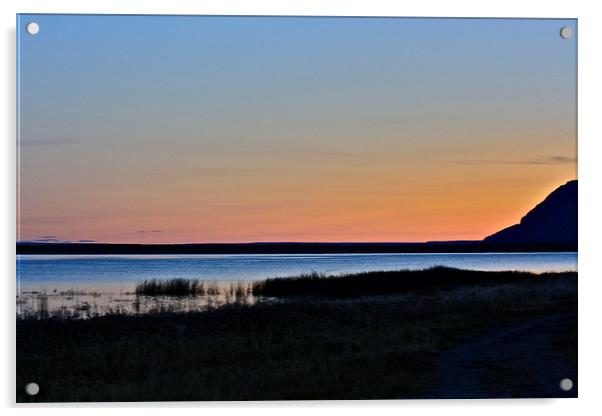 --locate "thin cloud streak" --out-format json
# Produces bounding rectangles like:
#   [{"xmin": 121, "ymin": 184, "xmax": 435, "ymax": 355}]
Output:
[
  {"xmin": 20, "ymin": 137, "xmax": 77, "ymax": 147},
  {"xmin": 450, "ymin": 156, "xmax": 576, "ymax": 166}
]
